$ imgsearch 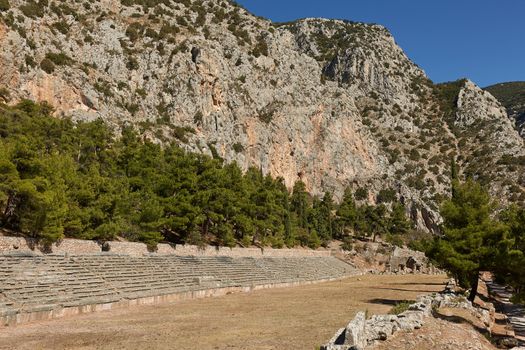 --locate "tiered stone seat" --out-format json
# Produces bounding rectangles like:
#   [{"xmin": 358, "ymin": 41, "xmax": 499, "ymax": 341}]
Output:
[
  {"xmin": 0, "ymin": 253, "xmax": 356, "ymax": 325},
  {"xmin": 0, "ymin": 255, "xmax": 120, "ymax": 314}
]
